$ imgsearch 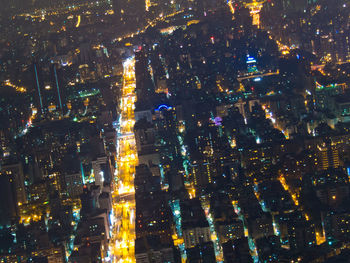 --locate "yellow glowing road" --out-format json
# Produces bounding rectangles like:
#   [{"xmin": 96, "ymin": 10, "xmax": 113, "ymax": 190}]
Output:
[
  {"xmin": 115, "ymin": 10, "xmax": 184, "ymax": 42},
  {"xmin": 110, "ymin": 57, "xmax": 138, "ymax": 263},
  {"xmin": 75, "ymin": 15, "xmax": 81, "ymax": 28},
  {"xmin": 227, "ymin": 0, "xmax": 235, "ymax": 15}
]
